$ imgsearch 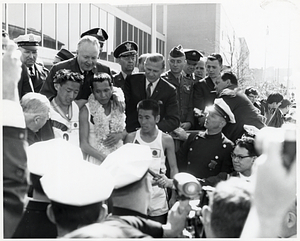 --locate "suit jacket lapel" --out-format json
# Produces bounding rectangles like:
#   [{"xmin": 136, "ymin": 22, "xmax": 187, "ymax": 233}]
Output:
[{"xmin": 150, "ymin": 78, "xmax": 162, "ymax": 99}]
